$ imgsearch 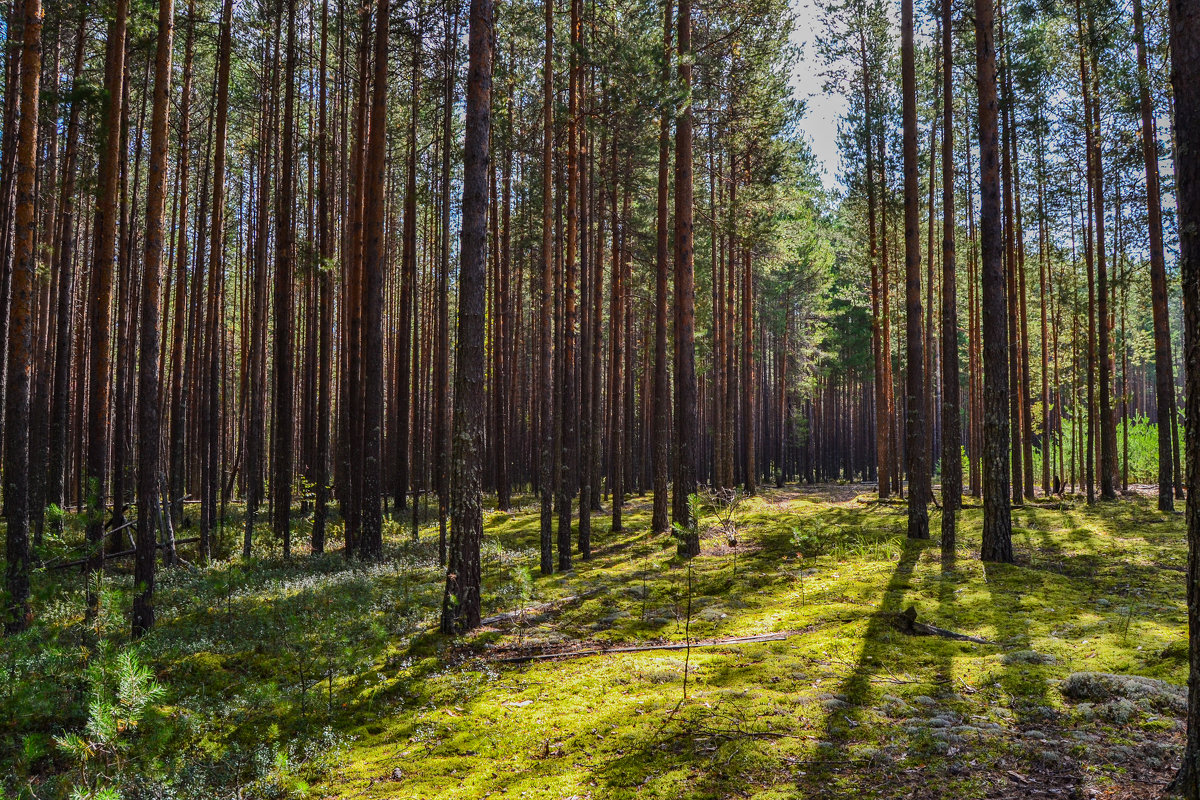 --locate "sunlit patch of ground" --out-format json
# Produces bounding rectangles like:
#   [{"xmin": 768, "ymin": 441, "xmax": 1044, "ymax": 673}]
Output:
[{"xmin": 5, "ymin": 487, "xmax": 1188, "ymax": 799}]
